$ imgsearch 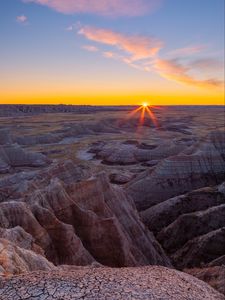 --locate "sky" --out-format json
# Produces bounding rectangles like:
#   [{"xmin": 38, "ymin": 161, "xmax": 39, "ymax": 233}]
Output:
[{"xmin": 0, "ymin": 0, "xmax": 224, "ymax": 105}]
